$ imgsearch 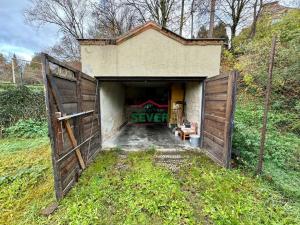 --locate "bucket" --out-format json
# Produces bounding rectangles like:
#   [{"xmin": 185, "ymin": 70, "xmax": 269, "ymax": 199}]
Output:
[{"xmin": 190, "ymin": 134, "xmax": 200, "ymax": 147}]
